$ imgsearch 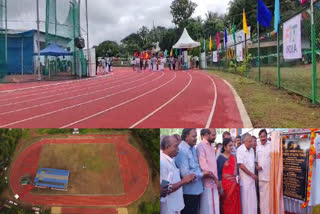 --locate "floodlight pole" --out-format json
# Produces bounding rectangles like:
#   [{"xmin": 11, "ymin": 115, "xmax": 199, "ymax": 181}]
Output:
[
  {"xmin": 36, "ymin": 0, "xmax": 41, "ymax": 80},
  {"xmin": 85, "ymin": 0, "xmax": 90, "ymax": 77}
]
